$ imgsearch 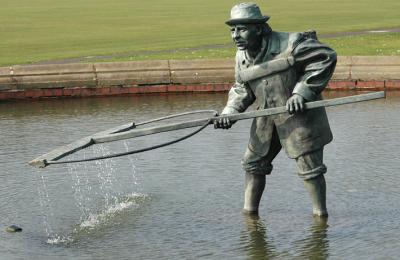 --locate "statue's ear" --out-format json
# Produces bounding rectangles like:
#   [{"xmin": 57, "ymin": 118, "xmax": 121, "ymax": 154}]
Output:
[{"xmin": 256, "ymin": 25, "xmax": 263, "ymax": 35}]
